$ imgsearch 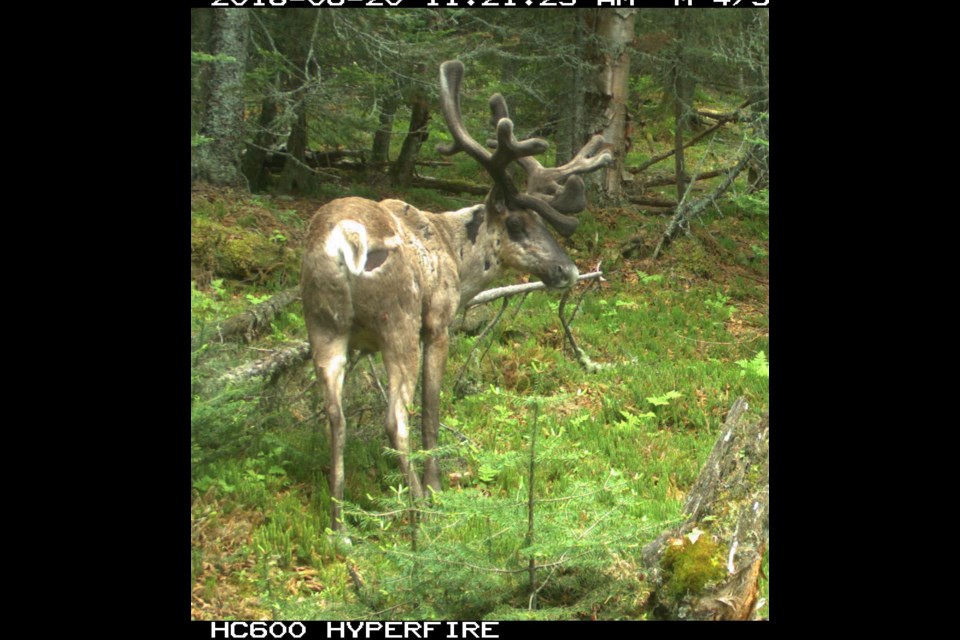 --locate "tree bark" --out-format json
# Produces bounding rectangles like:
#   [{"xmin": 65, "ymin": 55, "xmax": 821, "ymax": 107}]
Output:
[
  {"xmin": 585, "ymin": 9, "xmax": 637, "ymax": 201},
  {"xmin": 746, "ymin": 11, "xmax": 769, "ymax": 192},
  {"xmin": 391, "ymin": 86, "xmax": 430, "ymax": 188},
  {"xmin": 371, "ymin": 92, "xmax": 400, "ymax": 166},
  {"xmin": 672, "ymin": 63, "xmax": 688, "ymax": 203},
  {"xmin": 666, "ymin": 13, "xmax": 700, "ymax": 204},
  {"xmin": 599, "ymin": 9, "xmax": 636, "ymax": 198},
  {"xmin": 557, "ymin": 14, "xmax": 588, "ymax": 167},
  {"xmin": 207, "ymin": 287, "xmax": 300, "ymax": 345},
  {"xmin": 190, "ymin": 8, "xmax": 214, "ymax": 136},
  {"xmin": 641, "ymin": 397, "xmax": 768, "ymax": 620},
  {"xmin": 241, "ymin": 98, "xmax": 278, "ymax": 192},
  {"xmin": 277, "ymin": 103, "xmax": 310, "ymax": 194},
  {"xmin": 192, "ymin": 9, "xmax": 250, "ymax": 189},
  {"xmin": 218, "ymin": 343, "xmax": 311, "ymax": 386}
]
